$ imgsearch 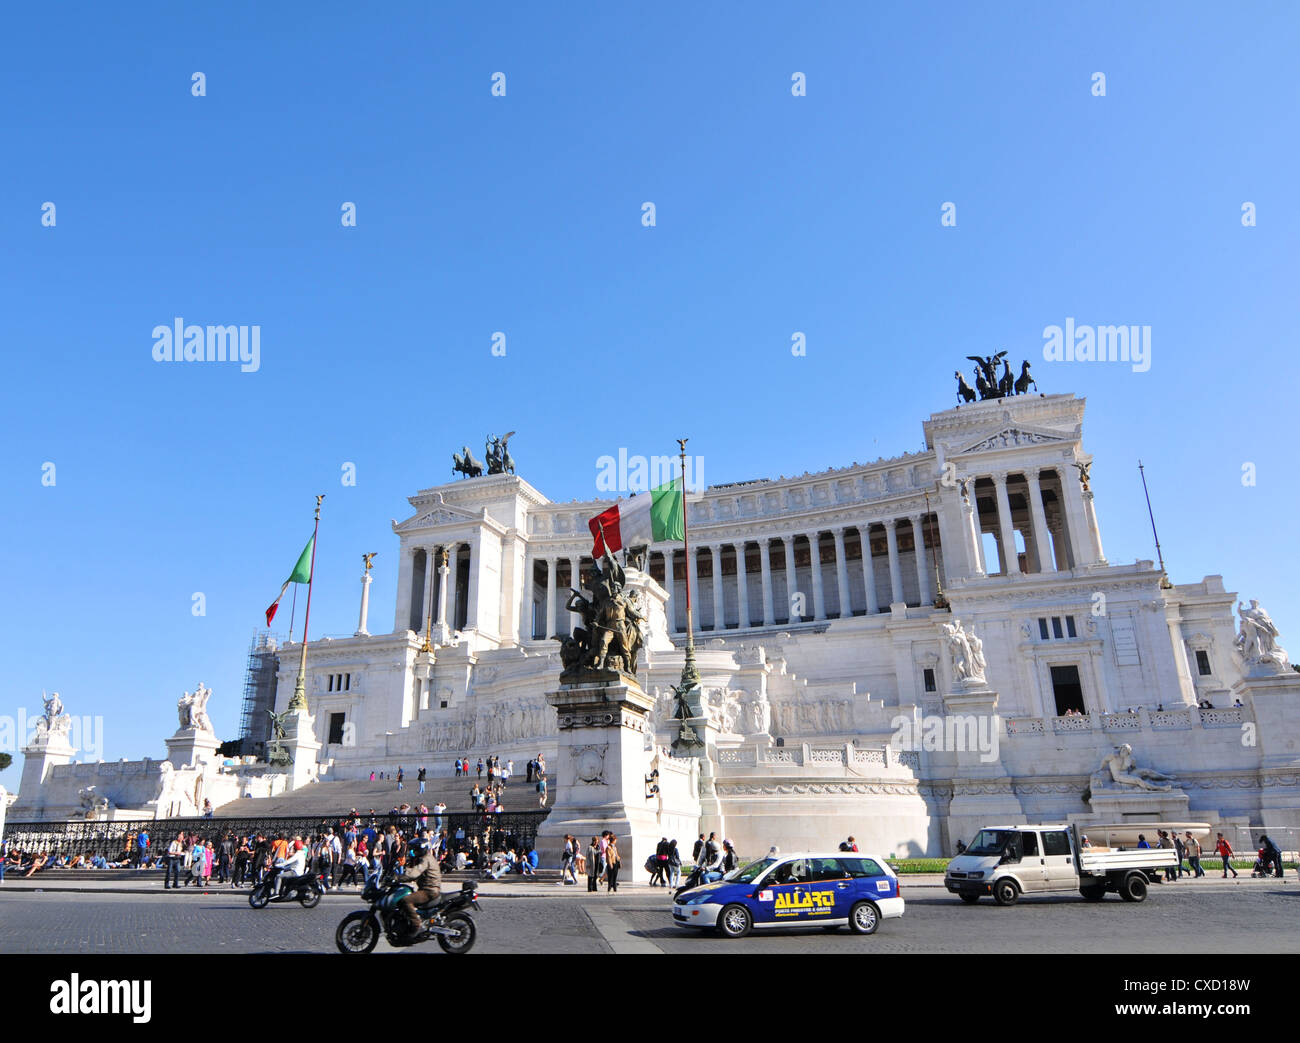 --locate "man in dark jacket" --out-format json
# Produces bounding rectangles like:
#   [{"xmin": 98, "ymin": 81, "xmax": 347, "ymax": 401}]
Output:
[{"xmin": 398, "ymin": 838, "xmax": 443, "ymax": 935}]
